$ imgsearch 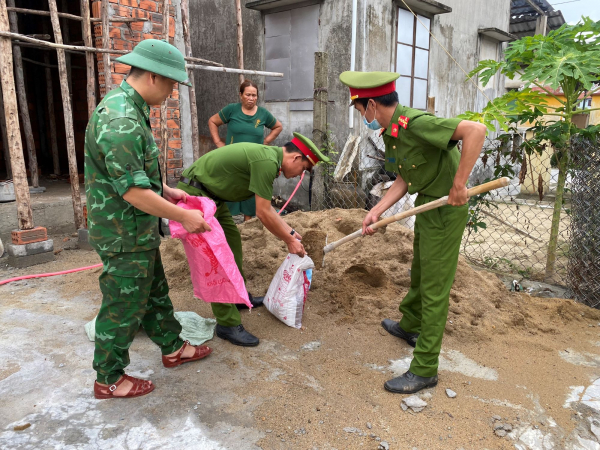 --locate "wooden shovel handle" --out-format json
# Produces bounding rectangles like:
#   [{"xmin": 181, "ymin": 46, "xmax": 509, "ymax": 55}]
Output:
[{"xmin": 323, "ymin": 177, "xmax": 510, "ymax": 254}]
